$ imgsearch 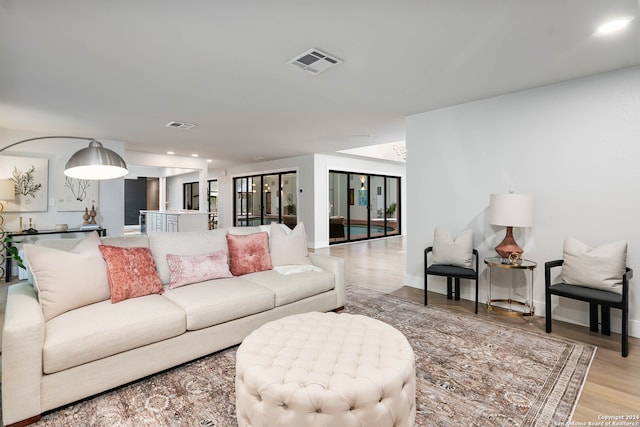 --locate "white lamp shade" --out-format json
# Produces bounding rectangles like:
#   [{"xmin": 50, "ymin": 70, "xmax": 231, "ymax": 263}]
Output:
[
  {"xmin": 489, "ymin": 193, "xmax": 534, "ymax": 227},
  {"xmin": 0, "ymin": 179, "xmax": 15, "ymax": 201}
]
